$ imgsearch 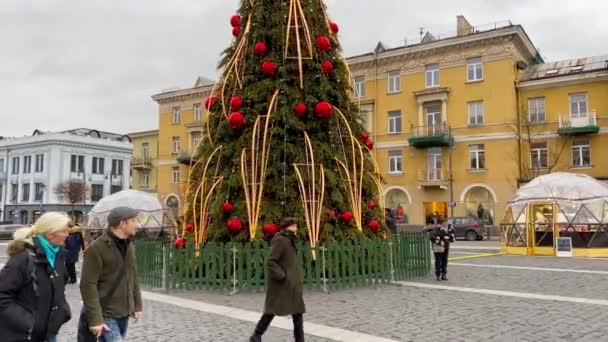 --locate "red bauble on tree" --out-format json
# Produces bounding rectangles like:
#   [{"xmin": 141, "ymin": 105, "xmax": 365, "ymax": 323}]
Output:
[
  {"xmin": 230, "ymin": 96, "xmax": 243, "ymax": 111},
  {"xmin": 263, "ymin": 223, "xmax": 278, "ymax": 236},
  {"xmin": 230, "ymin": 15, "xmax": 241, "ymax": 27},
  {"xmin": 227, "ymin": 218, "xmax": 242, "ymax": 233},
  {"xmin": 321, "ymin": 60, "xmax": 334, "ymax": 74},
  {"xmin": 185, "ymin": 223, "xmax": 194, "ymax": 232},
  {"xmin": 365, "ymin": 139, "xmax": 374, "ymax": 150},
  {"xmin": 228, "ymin": 112, "xmax": 244, "ymax": 129},
  {"xmin": 253, "ymin": 42, "xmax": 268, "ymax": 56},
  {"xmin": 360, "ymin": 132, "xmax": 369, "ymax": 141},
  {"xmin": 204, "ymin": 96, "xmax": 217, "ymax": 110},
  {"xmin": 341, "ymin": 211, "xmax": 353, "ymax": 224},
  {"xmin": 260, "ymin": 60, "xmax": 278, "ymax": 76},
  {"xmin": 293, "ymin": 103, "xmax": 307, "ymax": 117},
  {"xmin": 316, "ymin": 36, "xmax": 332, "ymax": 52},
  {"xmin": 315, "ymin": 101, "xmax": 333, "ymax": 119},
  {"xmin": 329, "ymin": 22, "xmax": 339, "ymax": 34},
  {"xmin": 368, "ymin": 219, "xmax": 380, "ymax": 232},
  {"xmin": 174, "ymin": 237, "xmax": 186, "ymax": 249},
  {"xmin": 222, "ymin": 201, "xmax": 234, "ymax": 214},
  {"xmin": 368, "ymin": 201, "xmax": 376, "ymax": 210},
  {"xmin": 232, "ymin": 26, "xmax": 241, "ymax": 37}
]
